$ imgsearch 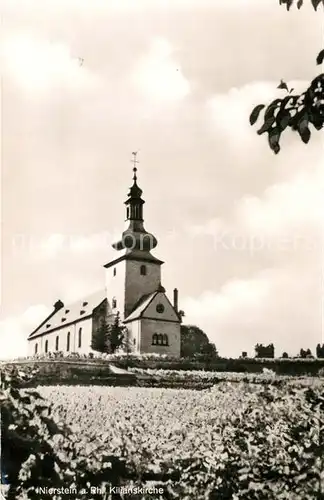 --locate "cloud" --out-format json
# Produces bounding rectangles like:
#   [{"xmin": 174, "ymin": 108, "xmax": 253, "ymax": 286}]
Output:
[
  {"xmin": 21, "ymin": 304, "xmax": 50, "ymax": 325},
  {"xmin": 182, "ymin": 260, "xmax": 322, "ymax": 358},
  {"xmin": 185, "ymin": 149, "xmax": 323, "ymax": 254},
  {"xmin": 1, "ymin": 33, "xmax": 100, "ymax": 94},
  {"xmin": 180, "ymin": 81, "xmax": 324, "ymax": 357},
  {"xmin": 10, "ymin": 231, "xmax": 121, "ymax": 261},
  {"xmin": 1, "ymin": 0, "xmax": 323, "ymax": 360},
  {"xmin": 207, "ymin": 80, "xmax": 310, "ymax": 145},
  {"xmin": 180, "ymin": 160, "xmax": 323, "ymax": 357},
  {"xmin": 132, "ymin": 37, "xmax": 190, "ymax": 103},
  {"xmin": 0, "ymin": 304, "xmax": 50, "ymax": 360},
  {"xmin": 238, "ymin": 163, "xmax": 324, "ymax": 237}
]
